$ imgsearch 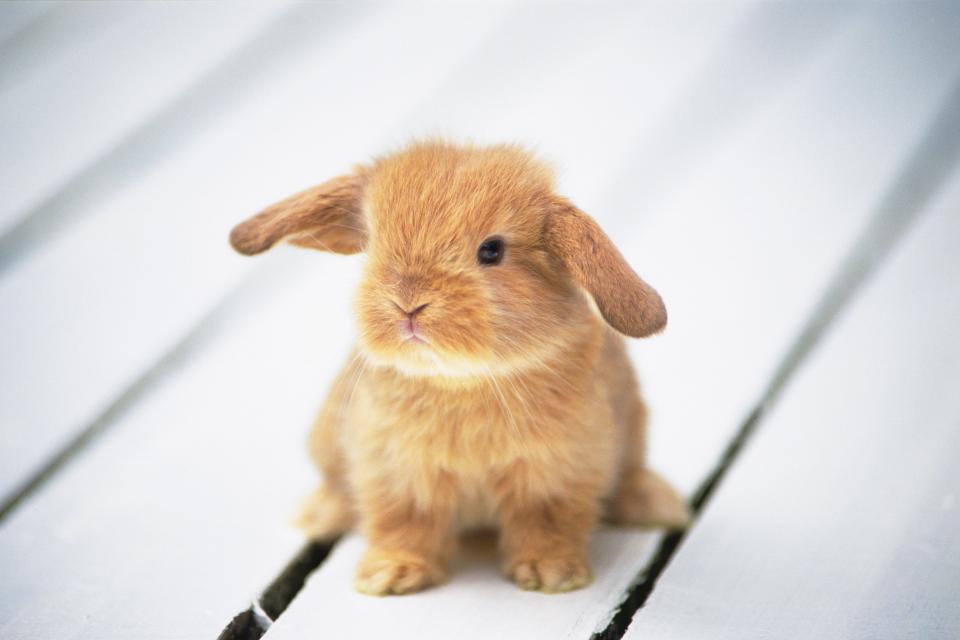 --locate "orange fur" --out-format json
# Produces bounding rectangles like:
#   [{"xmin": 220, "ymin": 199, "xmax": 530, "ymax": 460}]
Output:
[{"xmin": 230, "ymin": 140, "xmax": 689, "ymax": 596}]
